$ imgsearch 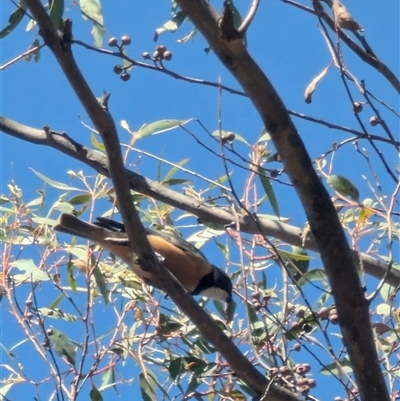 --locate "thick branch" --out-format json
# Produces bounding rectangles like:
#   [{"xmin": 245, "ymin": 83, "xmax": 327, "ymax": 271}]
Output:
[
  {"xmin": 2, "ymin": 116, "xmax": 398, "ymax": 290},
  {"xmin": 24, "ymin": 0, "xmax": 156, "ymax": 271},
  {"xmin": 174, "ymin": 1, "xmax": 389, "ymax": 401}
]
